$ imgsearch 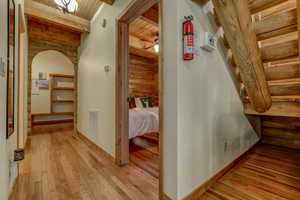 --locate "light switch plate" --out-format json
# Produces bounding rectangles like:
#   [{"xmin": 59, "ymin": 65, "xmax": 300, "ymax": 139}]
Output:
[{"xmin": 201, "ymin": 32, "xmax": 217, "ymax": 52}]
